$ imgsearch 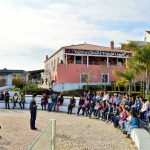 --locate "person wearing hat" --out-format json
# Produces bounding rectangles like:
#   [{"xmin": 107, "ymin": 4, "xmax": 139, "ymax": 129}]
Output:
[{"xmin": 30, "ymin": 93, "xmax": 38, "ymax": 130}]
